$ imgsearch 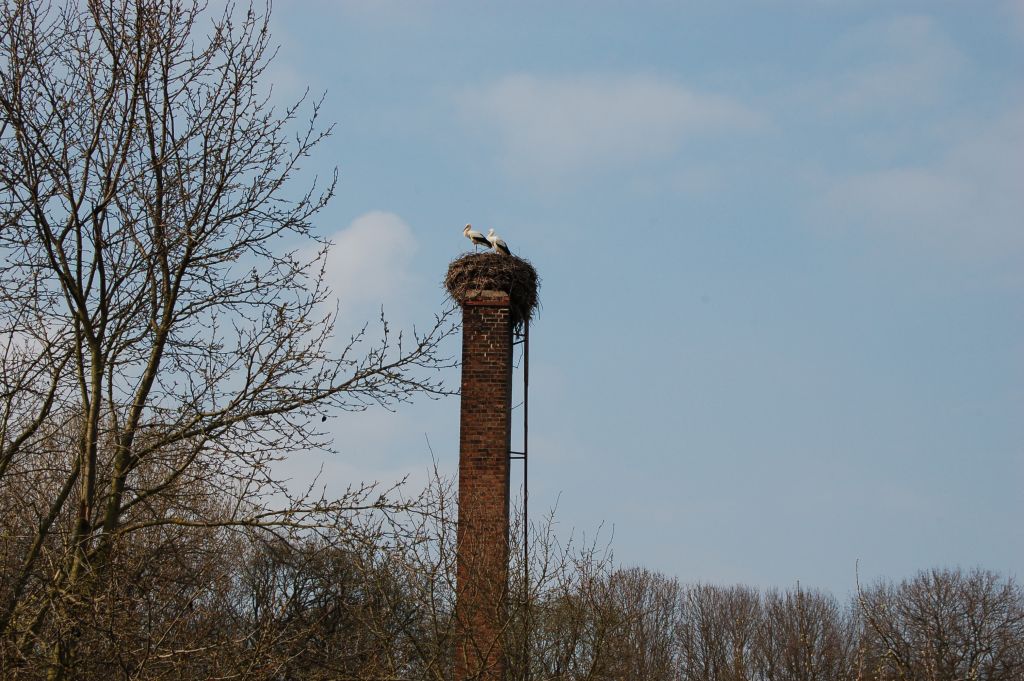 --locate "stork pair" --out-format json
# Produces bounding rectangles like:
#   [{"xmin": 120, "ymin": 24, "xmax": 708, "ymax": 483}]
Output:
[{"xmin": 463, "ymin": 224, "xmax": 511, "ymax": 255}]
